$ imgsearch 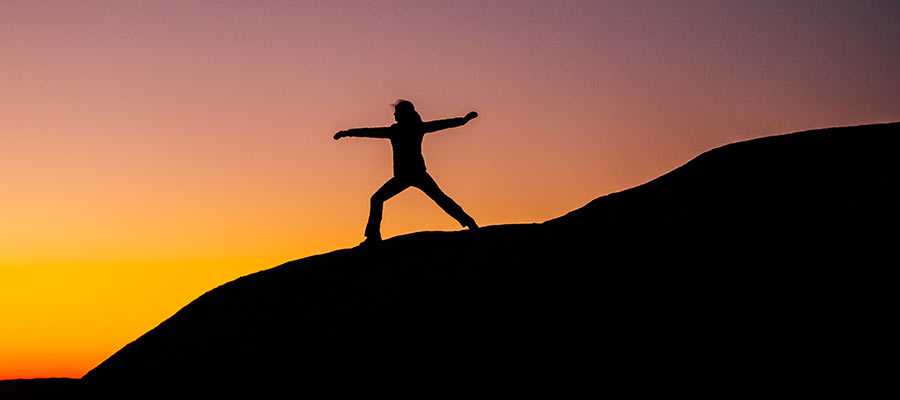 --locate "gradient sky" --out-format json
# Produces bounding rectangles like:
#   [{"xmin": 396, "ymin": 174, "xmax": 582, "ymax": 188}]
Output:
[{"xmin": 2, "ymin": 0, "xmax": 898, "ymax": 379}]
